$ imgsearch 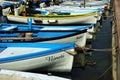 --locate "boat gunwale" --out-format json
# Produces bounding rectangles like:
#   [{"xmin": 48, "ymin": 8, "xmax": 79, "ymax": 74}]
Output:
[{"xmin": 6, "ymin": 11, "xmax": 98, "ymax": 19}]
